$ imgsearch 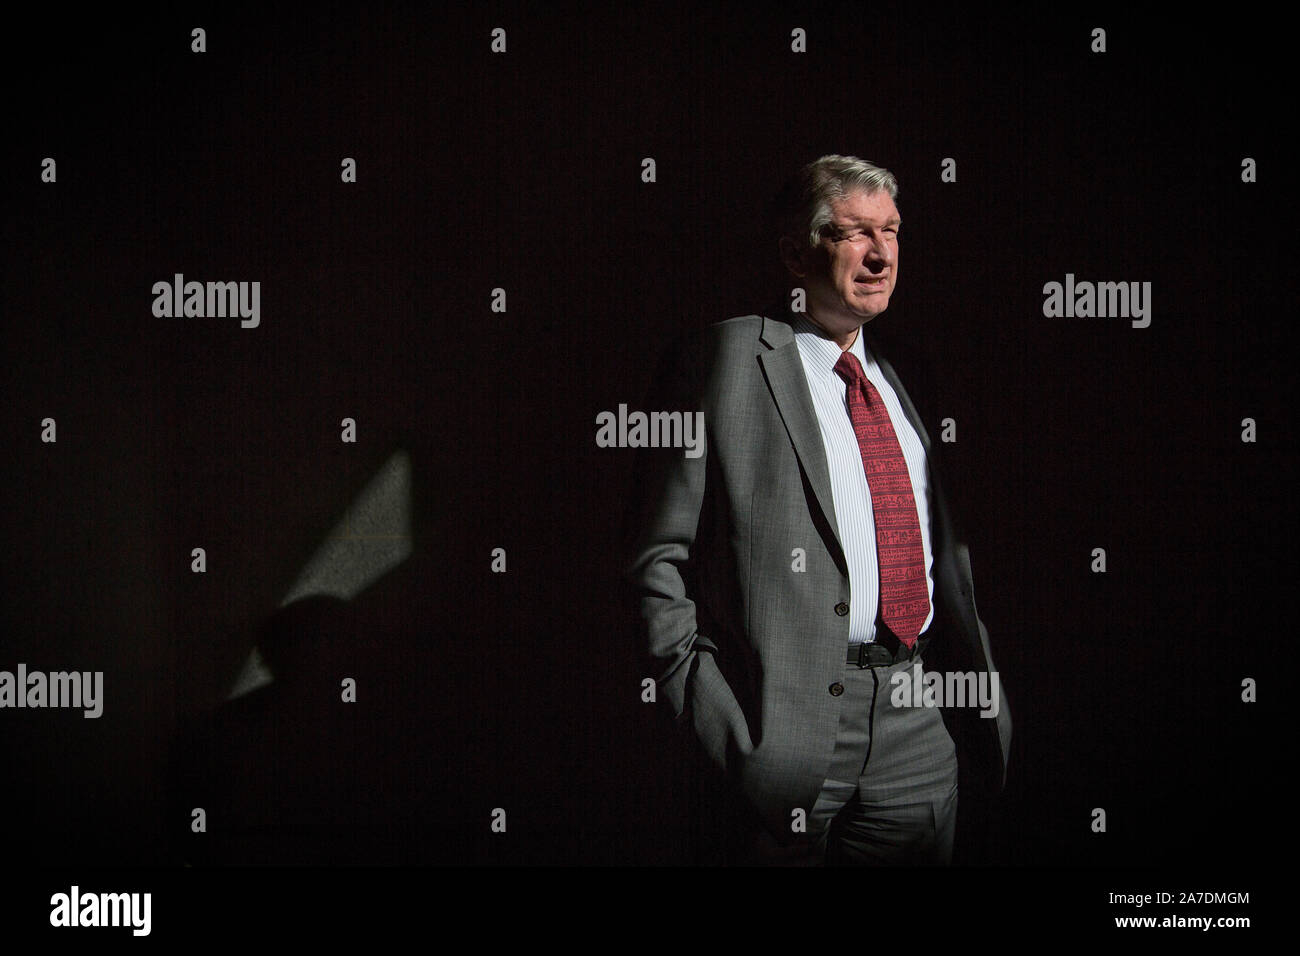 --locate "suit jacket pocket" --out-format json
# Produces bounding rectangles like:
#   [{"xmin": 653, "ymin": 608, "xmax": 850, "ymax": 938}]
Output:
[{"xmin": 685, "ymin": 647, "xmax": 755, "ymax": 773}]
